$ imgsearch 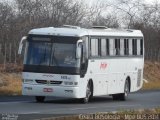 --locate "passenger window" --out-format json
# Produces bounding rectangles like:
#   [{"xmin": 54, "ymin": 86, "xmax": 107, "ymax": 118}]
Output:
[
  {"xmin": 115, "ymin": 39, "xmax": 120, "ymax": 55},
  {"xmin": 132, "ymin": 39, "xmax": 137, "ymax": 55},
  {"xmin": 140, "ymin": 39, "xmax": 143, "ymax": 55},
  {"xmin": 124, "ymin": 39, "xmax": 129, "ymax": 55},
  {"xmin": 98, "ymin": 39, "xmax": 101, "ymax": 56},
  {"xmin": 129, "ymin": 39, "xmax": 132, "ymax": 55},
  {"xmin": 120, "ymin": 39, "xmax": 124, "ymax": 56},
  {"xmin": 90, "ymin": 38, "xmax": 98, "ymax": 57},
  {"xmin": 109, "ymin": 39, "xmax": 114, "ymax": 56},
  {"xmin": 106, "ymin": 39, "xmax": 109, "ymax": 55},
  {"xmin": 101, "ymin": 39, "xmax": 106, "ymax": 56},
  {"xmin": 137, "ymin": 39, "xmax": 141, "ymax": 55}
]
